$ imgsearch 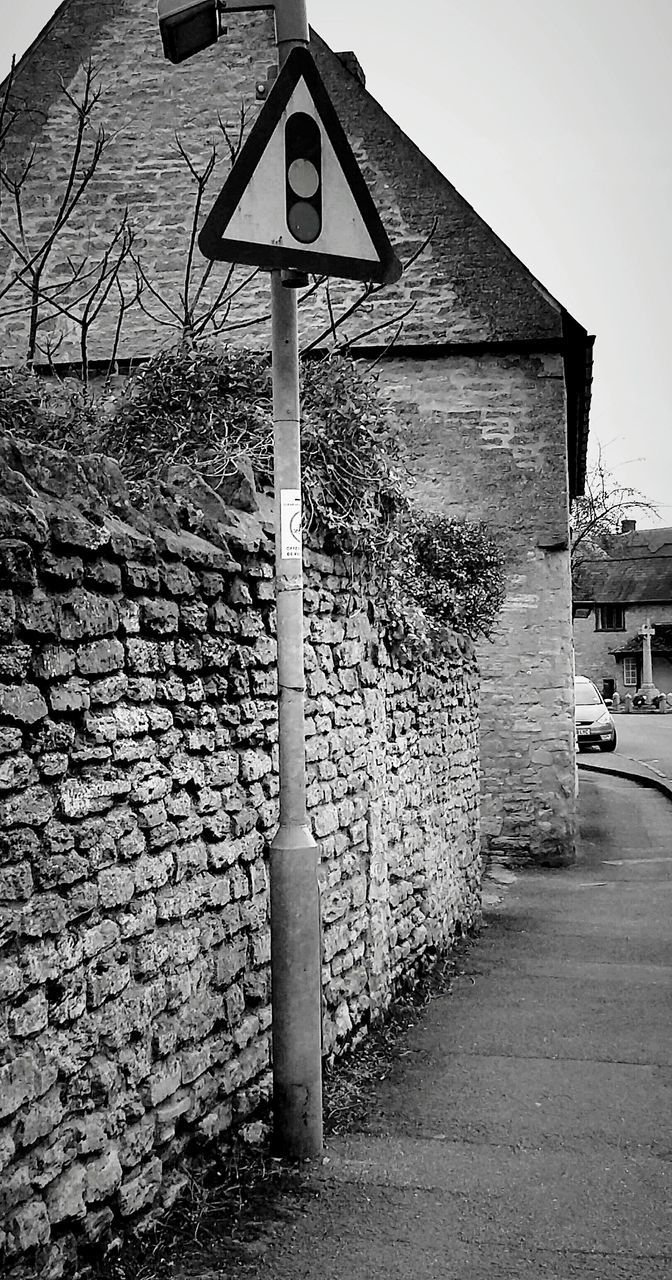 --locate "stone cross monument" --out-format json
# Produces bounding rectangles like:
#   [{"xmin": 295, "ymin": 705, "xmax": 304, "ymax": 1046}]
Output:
[{"xmin": 638, "ymin": 617, "xmax": 657, "ymax": 703}]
